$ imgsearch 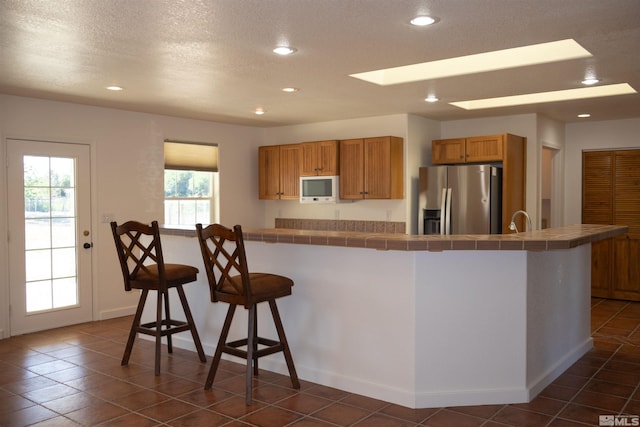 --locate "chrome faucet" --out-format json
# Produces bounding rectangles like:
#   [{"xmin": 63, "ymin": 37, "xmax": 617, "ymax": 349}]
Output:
[{"xmin": 509, "ymin": 210, "xmax": 533, "ymax": 233}]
